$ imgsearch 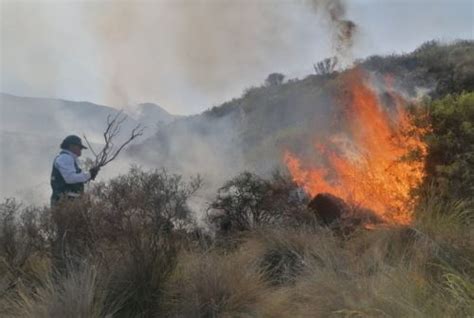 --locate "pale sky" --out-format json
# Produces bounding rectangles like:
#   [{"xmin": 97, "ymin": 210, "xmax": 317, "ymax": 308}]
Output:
[{"xmin": 1, "ymin": 0, "xmax": 473, "ymax": 115}]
